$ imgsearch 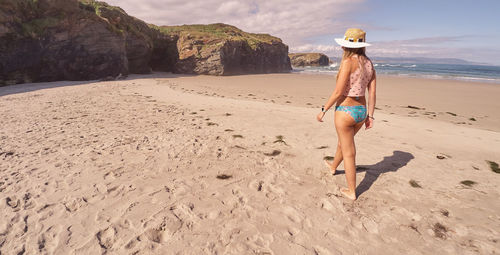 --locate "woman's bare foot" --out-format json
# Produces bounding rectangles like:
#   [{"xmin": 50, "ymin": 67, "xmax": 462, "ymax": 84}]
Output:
[
  {"xmin": 323, "ymin": 160, "xmax": 336, "ymax": 175},
  {"xmin": 340, "ymin": 187, "xmax": 357, "ymax": 200}
]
